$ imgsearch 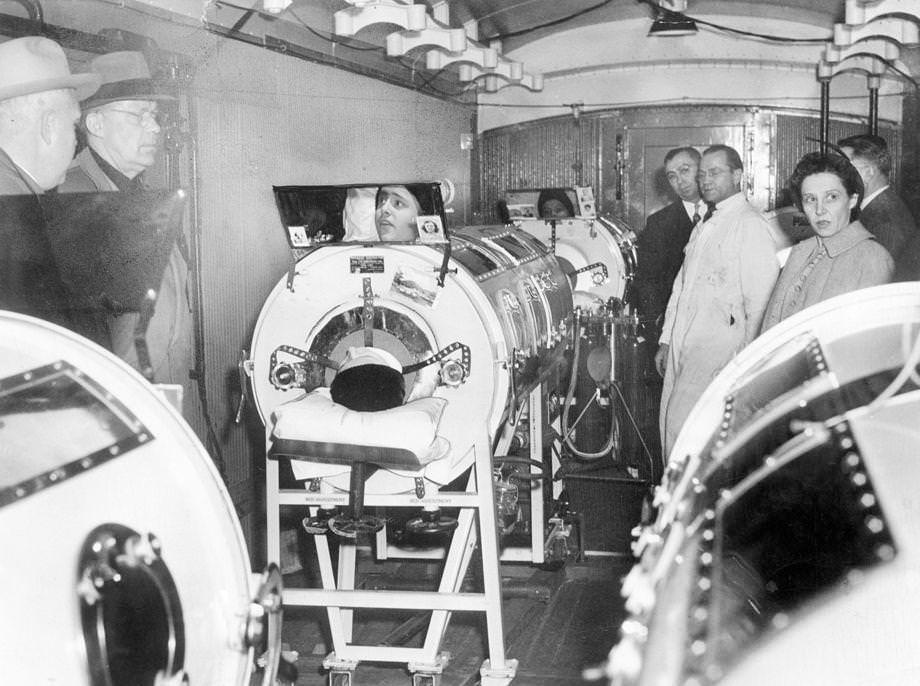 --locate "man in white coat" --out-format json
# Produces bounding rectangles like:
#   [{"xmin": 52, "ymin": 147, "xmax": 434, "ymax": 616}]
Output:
[{"xmin": 655, "ymin": 144, "xmax": 779, "ymax": 459}]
